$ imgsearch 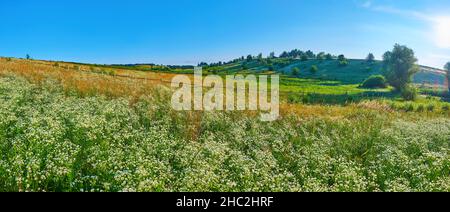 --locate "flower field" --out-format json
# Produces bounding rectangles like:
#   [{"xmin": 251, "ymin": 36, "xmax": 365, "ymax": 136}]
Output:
[{"xmin": 0, "ymin": 59, "xmax": 448, "ymax": 192}]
